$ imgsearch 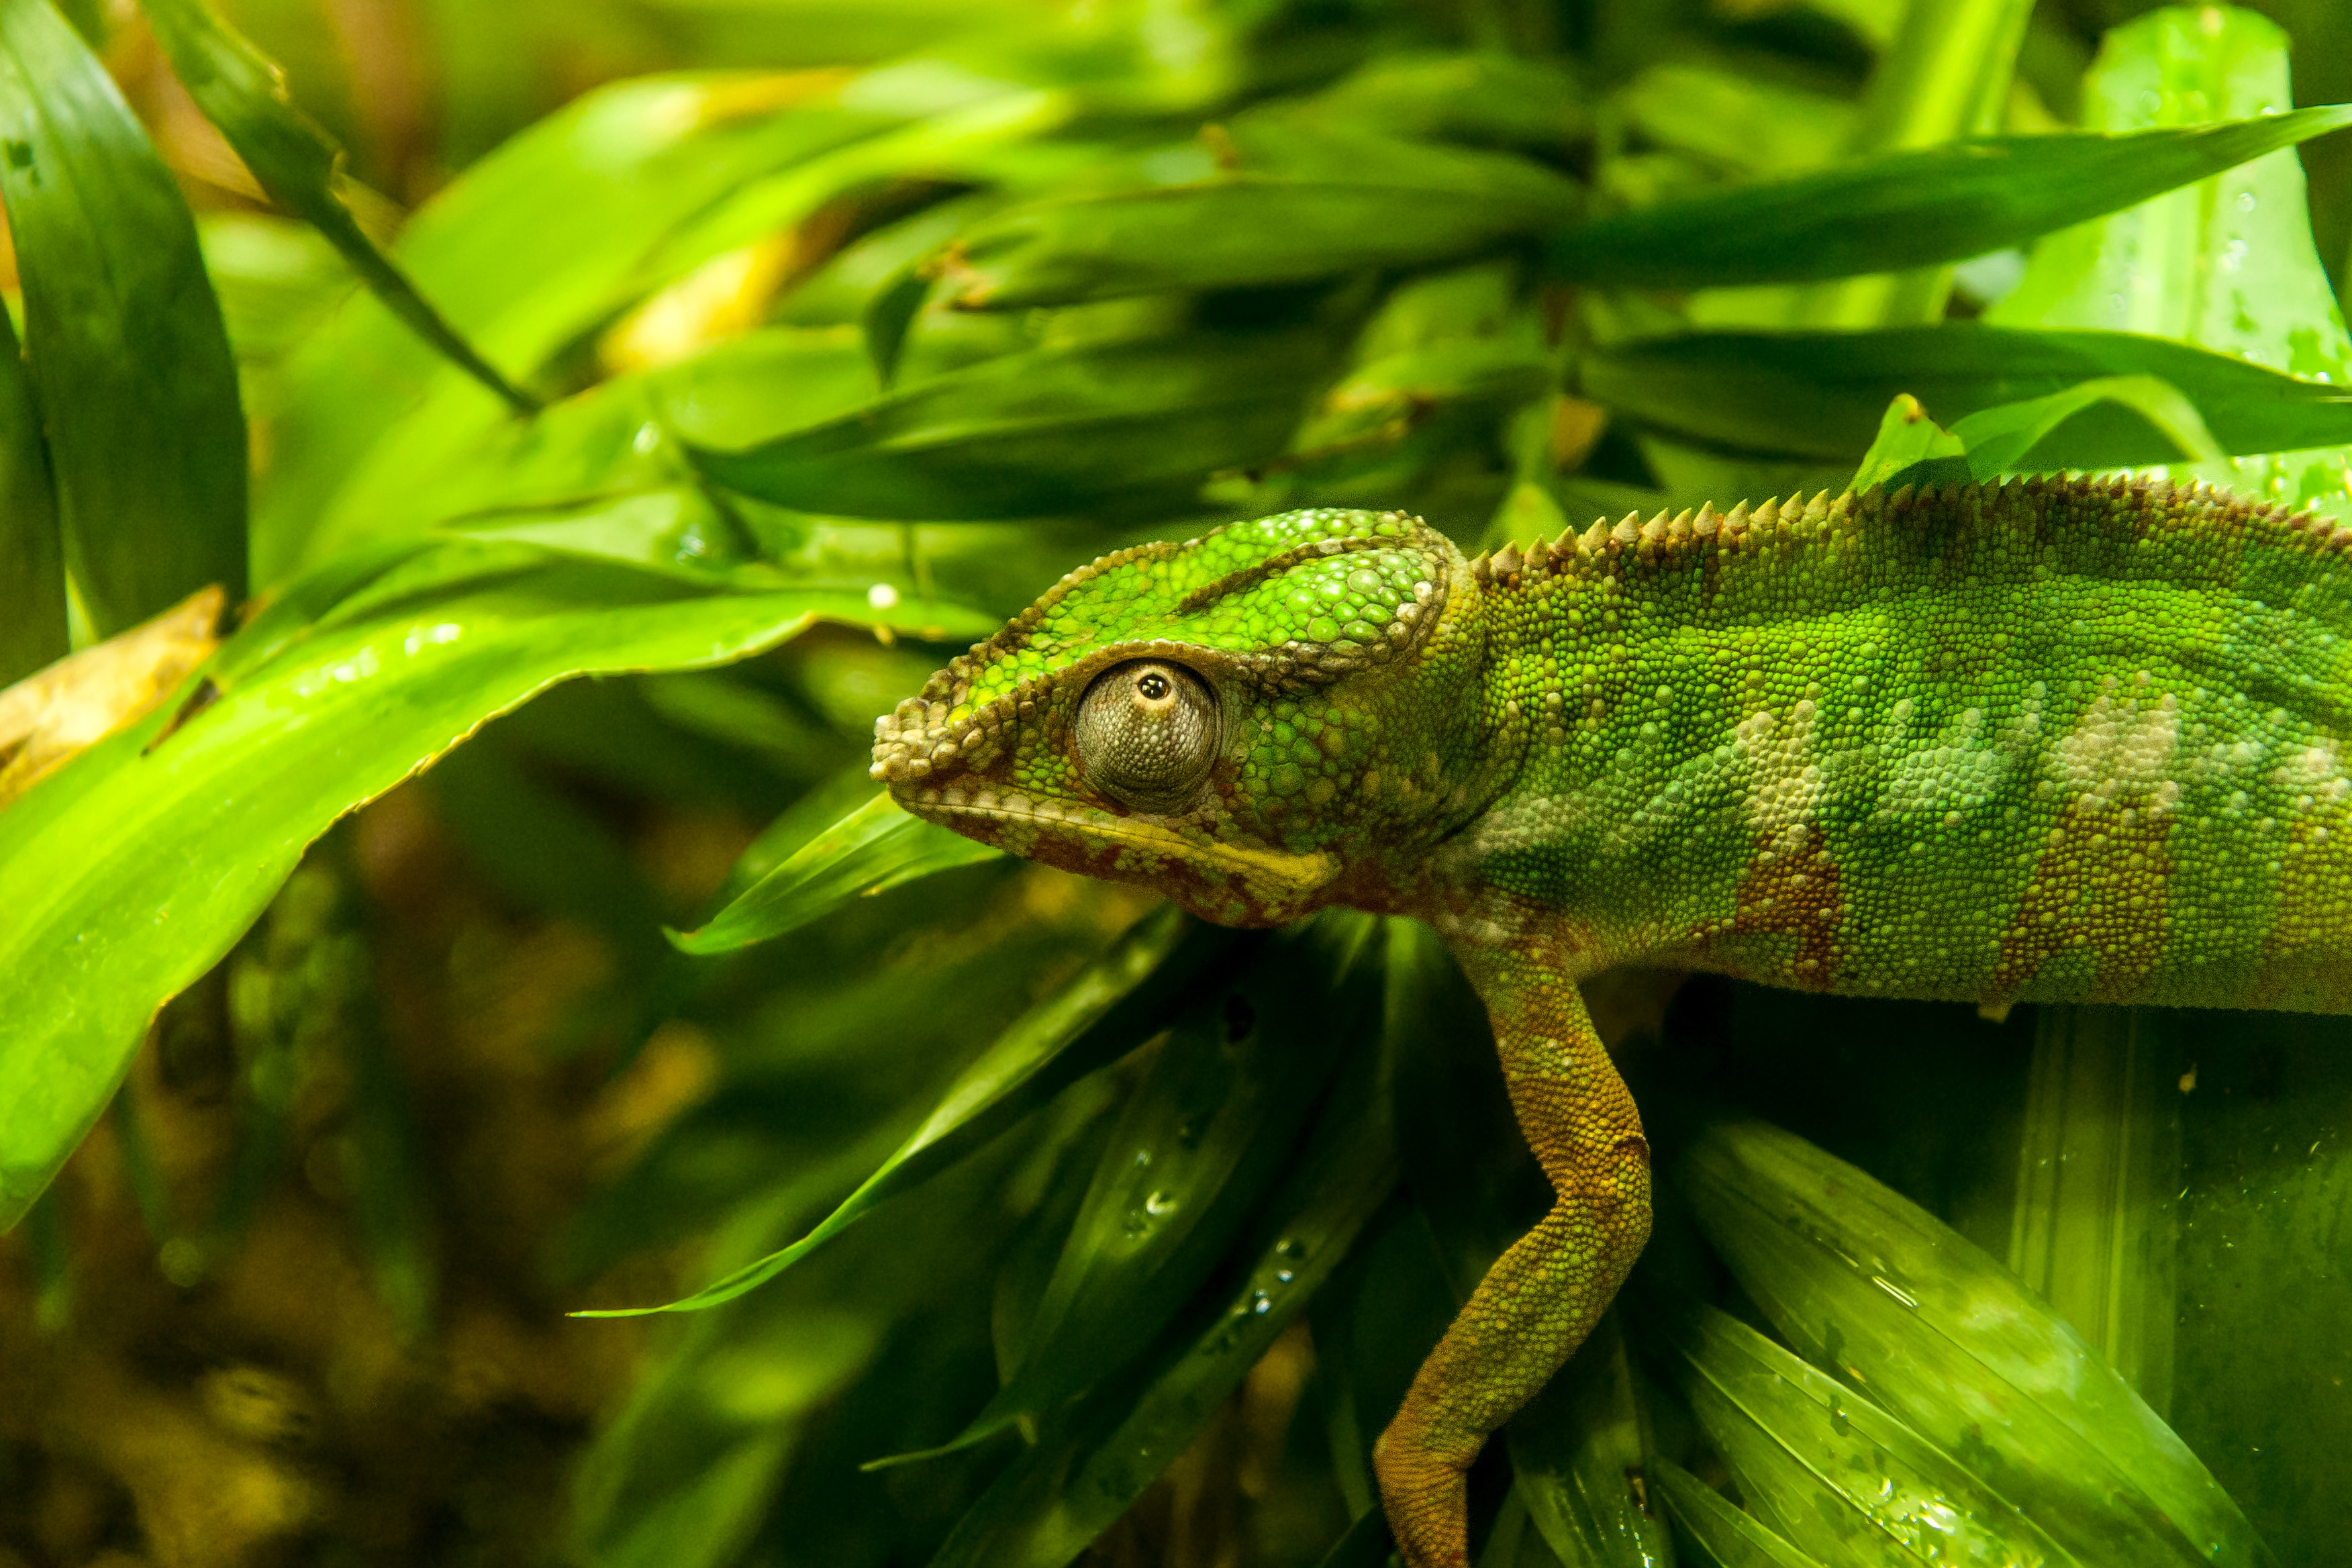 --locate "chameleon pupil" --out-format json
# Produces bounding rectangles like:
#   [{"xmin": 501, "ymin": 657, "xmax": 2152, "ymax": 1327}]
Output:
[{"xmin": 1138, "ymin": 672, "xmax": 1170, "ymax": 701}]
